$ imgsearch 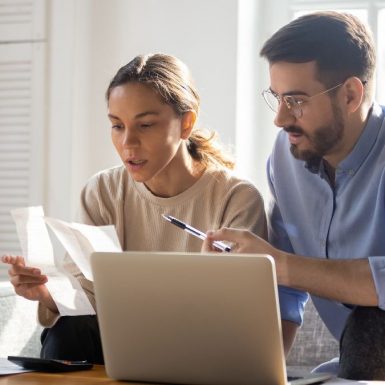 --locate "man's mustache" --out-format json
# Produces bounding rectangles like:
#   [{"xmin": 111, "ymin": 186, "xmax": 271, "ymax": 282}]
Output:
[{"xmin": 284, "ymin": 126, "xmax": 304, "ymax": 135}]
